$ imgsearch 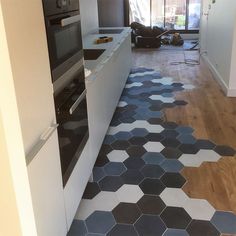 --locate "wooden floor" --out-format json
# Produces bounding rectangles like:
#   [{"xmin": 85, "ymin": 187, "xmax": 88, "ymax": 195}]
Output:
[
  {"xmin": 132, "ymin": 48, "xmax": 236, "ymax": 149},
  {"xmin": 132, "ymin": 47, "xmax": 236, "ymax": 215}
]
